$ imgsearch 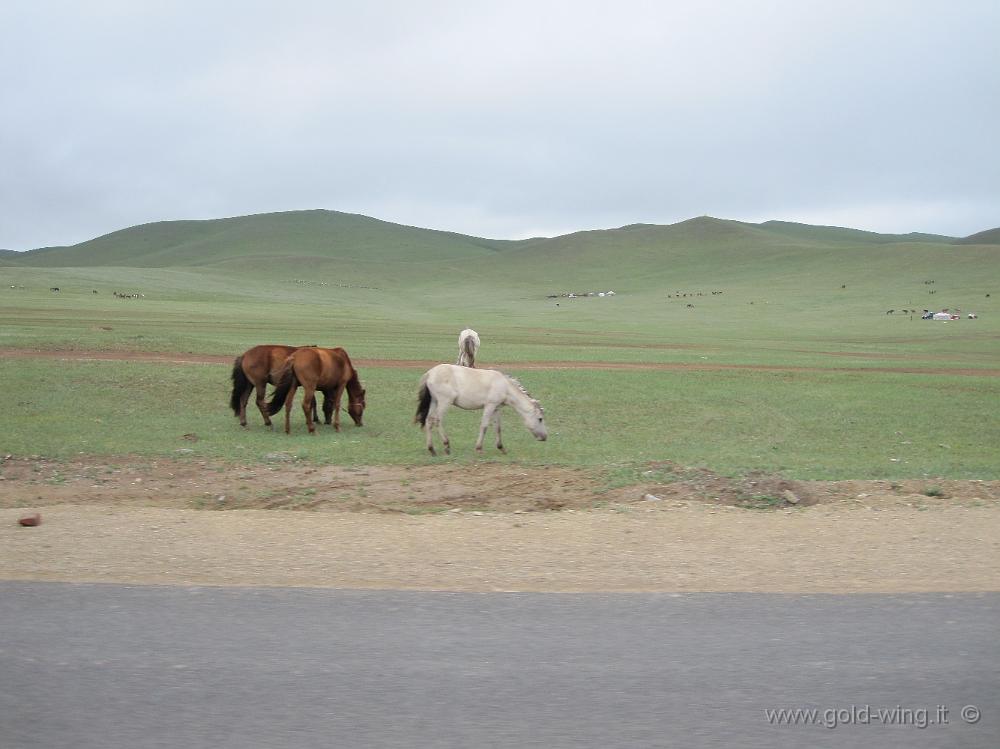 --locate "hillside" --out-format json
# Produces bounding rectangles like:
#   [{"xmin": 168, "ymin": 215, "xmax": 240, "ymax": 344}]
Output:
[
  {"xmin": 5, "ymin": 211, "xmax": 997, "ymax": 298},
  {"xmin": 470, "ymin": 215, "xmax": 988, "ymax": 294},
  {"xmin": 0, "ymin": 249, "xmax": 23, "ymax": 265},
  {"xmin": 12, "ymin": 210, "xmax": 513, "ymax": 268},
  {"xmin": 955, "ymin": 228, "xmax": 1000, "ymax": 245},
  {"xmin": 756, "ymin": 221, "xmax": 953, "ymax": 245}
]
